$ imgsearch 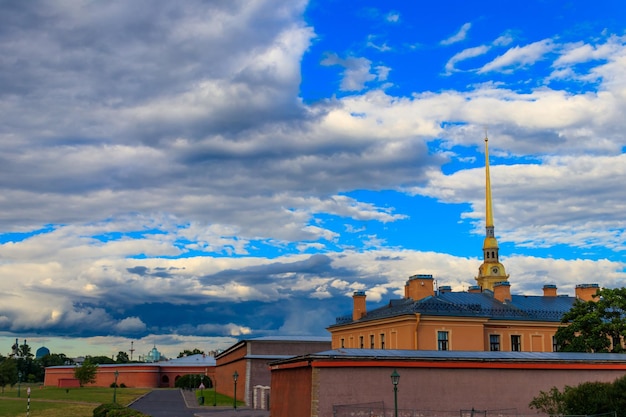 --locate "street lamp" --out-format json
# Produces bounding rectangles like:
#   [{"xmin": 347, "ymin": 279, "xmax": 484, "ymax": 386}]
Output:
[
  {"xmin": 17, "ymin": 371, "xmax": 22, "ymax": 397},
  {"xmin": 390, "ymin": 369, "xmax": 400, "ymax": 417},
  {"xmin": 198, "ymin": 381, "xmax": 205, "ymax": 405},
  {"xmin": 232, "ymin": 371, "xmax": 239, "ymax": 409},
  {"xmin": 113, "ymin": 370, "xmax": 119, "ymax": 403}
]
